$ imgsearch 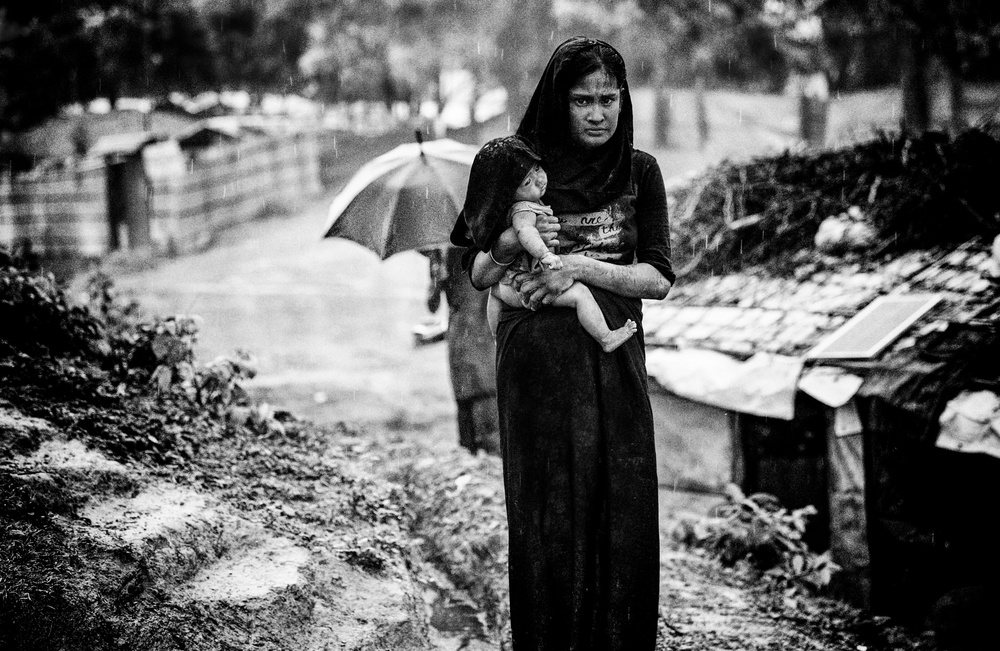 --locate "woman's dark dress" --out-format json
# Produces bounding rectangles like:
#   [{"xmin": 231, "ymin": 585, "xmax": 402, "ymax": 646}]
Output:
[
  {"xmin": 451, "ymin": 37, "xmax": 675, "ymax": 651},
  {"xmin": 496, "ymin": 151, "xmax": 673, "ymax": 650}
]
